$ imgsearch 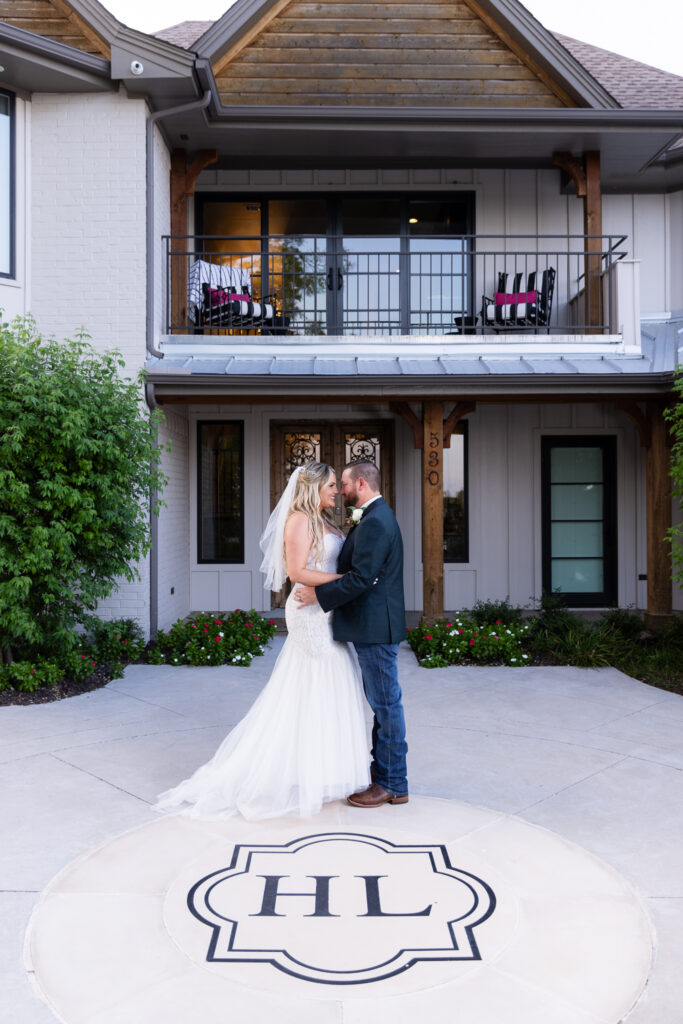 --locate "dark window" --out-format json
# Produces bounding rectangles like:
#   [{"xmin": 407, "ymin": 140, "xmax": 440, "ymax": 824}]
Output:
[
  {"xmin": 0, "ymin": 90, "xmax": 14, "ymax": 278},
  {"xmin": 541, "ymin": 436, "xmax": 617, "ymax": 606},
  {"xmin": 444, "ymin": 422, "xmax": 468, "ymax": 563},
  {"xmin": 197, "ymin": 422, "xmax": 244, "ymax": 563}
]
